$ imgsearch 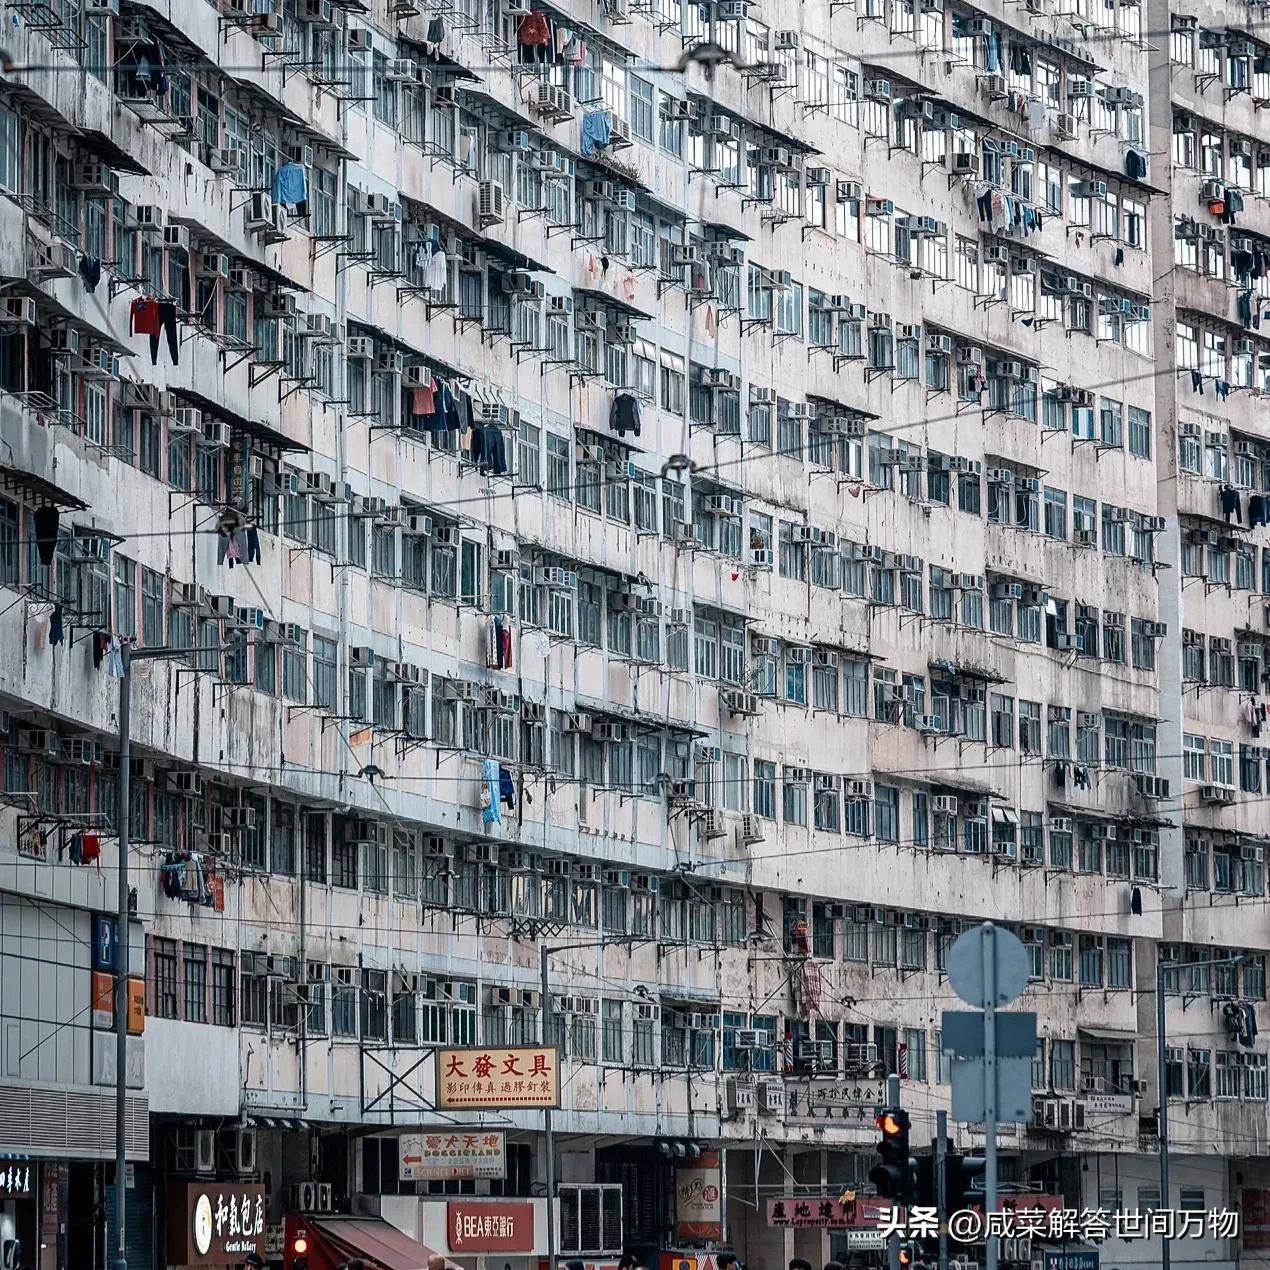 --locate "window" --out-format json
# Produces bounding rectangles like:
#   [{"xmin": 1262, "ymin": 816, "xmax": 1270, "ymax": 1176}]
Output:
[
  {"xmin": 1128, "ymin": 406, "xmax": 1152, "ymax": 458},
  {"xmin": 113, "ymin": 555, "xmax": 137, "ymax": 637},
  {"xmin": 151, "ymin": 937, "xmax": 178, "ymax": 1019},
  {"xmin": 754, "ymin": 760, "xmax": 777, "ymax": 818},
  {"xmin": 183, "ymin": 943, "xmax": 207, "ymax": 1023},
  {"xmin": 211, "ymin": 949, "xmax": 236, "ymax": 1026}
]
